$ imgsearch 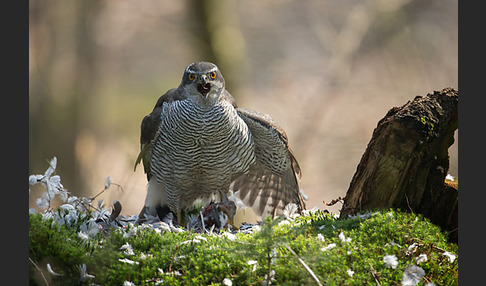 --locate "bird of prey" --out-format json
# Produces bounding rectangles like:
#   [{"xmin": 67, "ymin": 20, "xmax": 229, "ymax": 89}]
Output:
[{"xmin": 134, "ymin": 61, "xmax": 305, "ymax": 225}]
